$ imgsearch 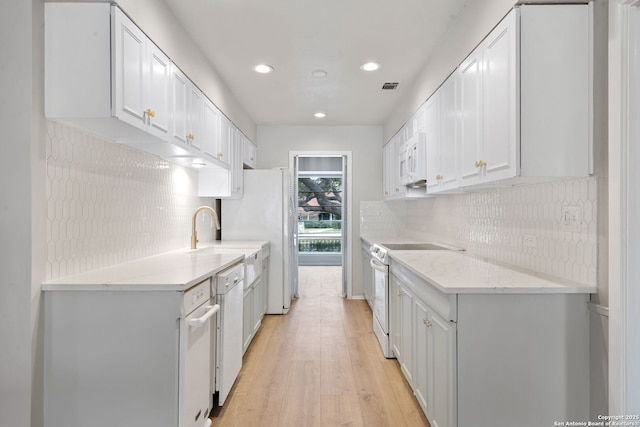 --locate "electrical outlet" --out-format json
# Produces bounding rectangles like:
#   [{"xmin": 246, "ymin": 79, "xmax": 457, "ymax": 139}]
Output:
[
  {"xmin": 561, "ymin": 205, "xmax": 582, "ymax": 232},
  {"xmin": 523, "ymin": 234, "xmax": 537, "ymax": 248}
]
